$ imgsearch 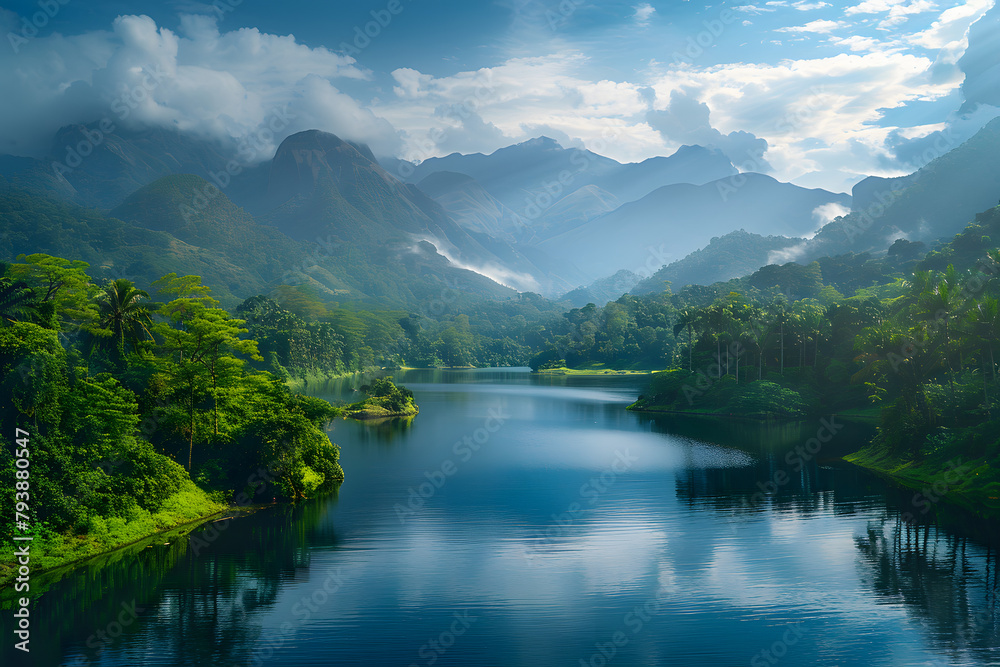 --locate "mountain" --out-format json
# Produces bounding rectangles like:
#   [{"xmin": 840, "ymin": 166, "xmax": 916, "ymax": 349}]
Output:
[
  {"xmin": 0, "ymin": 124, "xmax": 234, "ymax": 209},
  {"xmin": 258, "ymin": 131, "xmax": 579, "ymax": 295},
  {"xmin": 0, "ymin": 186, "xmax": 283, "ymax": 306},
  {"xmin": 808, "ymin": 116, "xmax": 1000, "ymax": 258},
  {"xmin": 560, "ymin": 269, "xmax": 641, "ymax": 307},
  {"xmin": 391, "ymin": 137, "xmax": 737, "ymax": 212},
  {"xmin": 415, "ymin": 171, "xmax": 524, "ymax": 242},
  {"xmin": 537, "ymin": 173, "xmax": 850, "ymax": 283},
  {"xmin": 529, "ymin": 185, "xmax": 620, "ymax": 243},
  {"xmin": 0, "ymin": 179, "xmax": 522, "ymax": 309},
  {"xmin": 631, "ymin": 229, "xmax": 806, "ymax": 294},
  {"xmin": 109, "ymin": 174, "xmax": 305, "ymax": 296}
]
